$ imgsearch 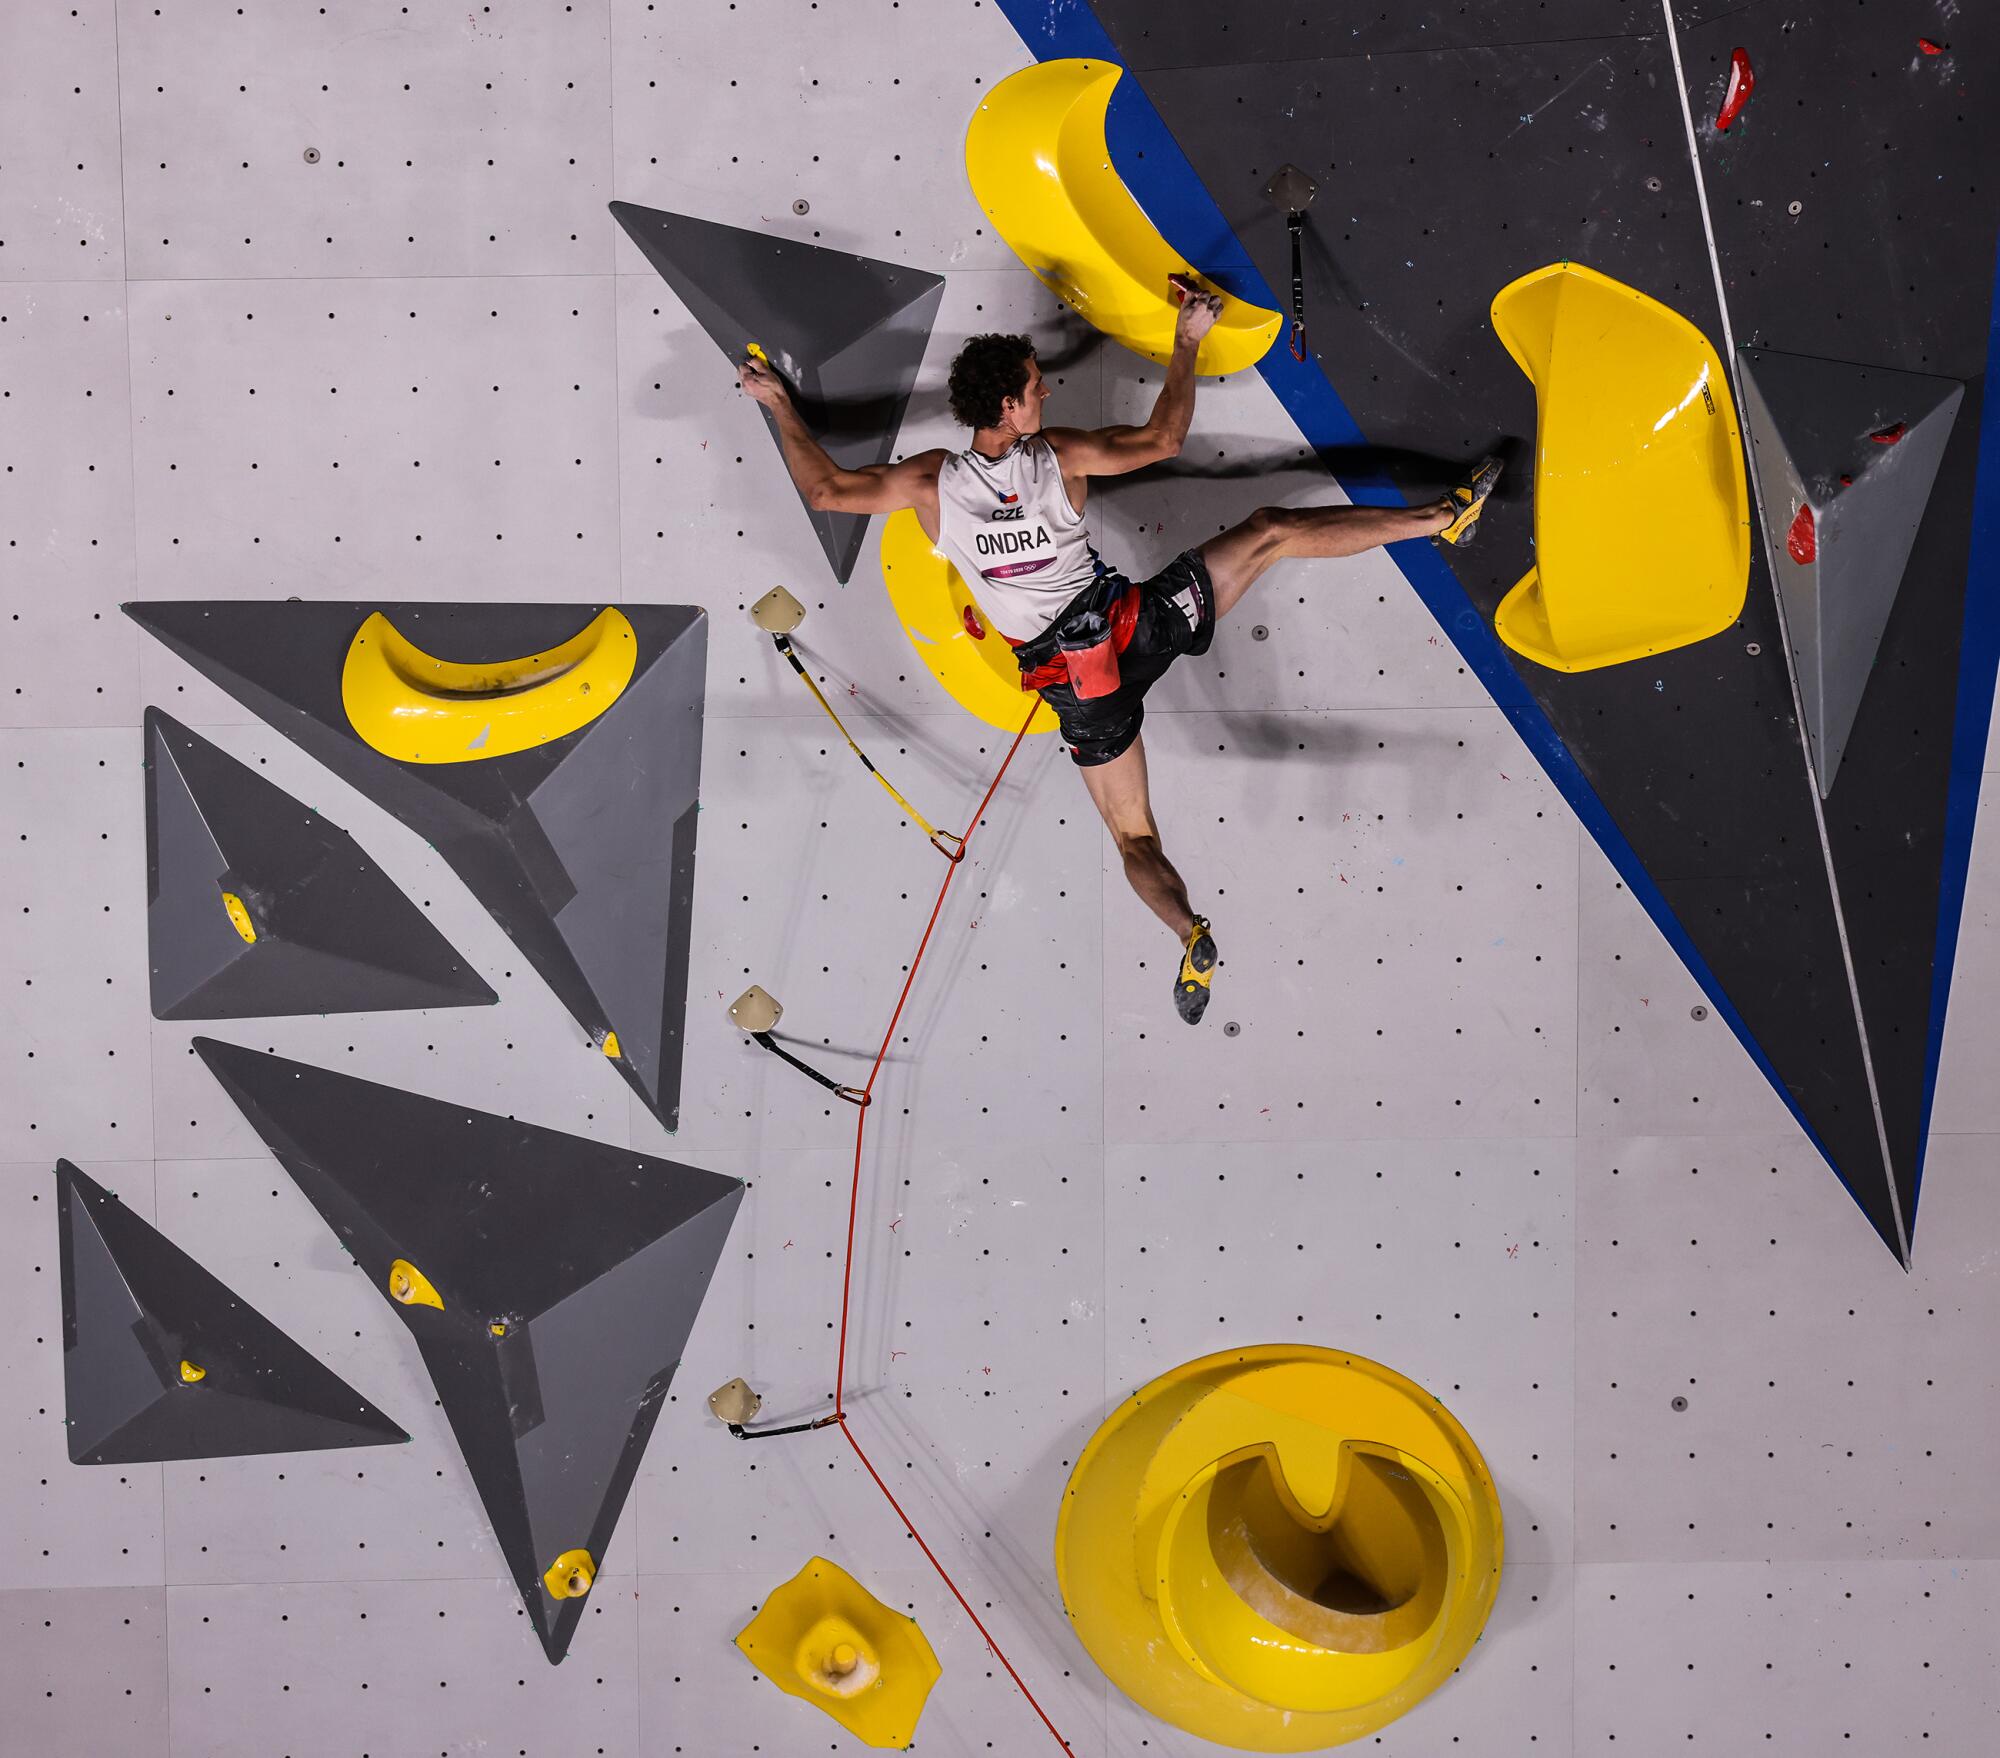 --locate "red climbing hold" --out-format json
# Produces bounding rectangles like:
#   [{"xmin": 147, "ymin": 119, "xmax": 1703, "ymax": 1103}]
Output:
[
  {"xmin": 1787, "ymin": 501, "xmax": 1817, "ymax": 566},
  {"xmin": 962, "ymin": 604, "xmax": 987, "ymax": 640},
  {"xmin": 1870, "ymin": 421, "xmax": 1907, "ymax": 445},
  {"xmin": 1918, "ymin": 38, "xmax": 1945, "ymax": 57},
  {"xmin": 1716, "ymin": 48, "xmax": 1756, "ymax": 132}
]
